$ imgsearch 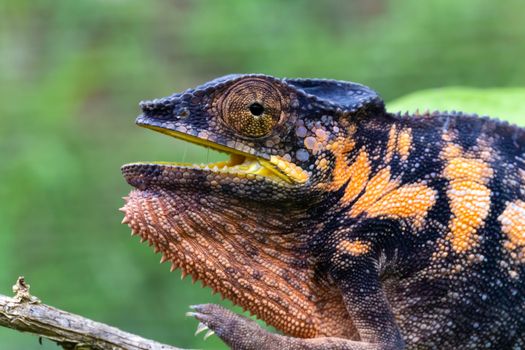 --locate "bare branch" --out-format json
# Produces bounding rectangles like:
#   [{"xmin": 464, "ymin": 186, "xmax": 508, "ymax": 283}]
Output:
[{"xmin": 0, "ymin": 277, "xmax": 184, "ymax": 350}]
